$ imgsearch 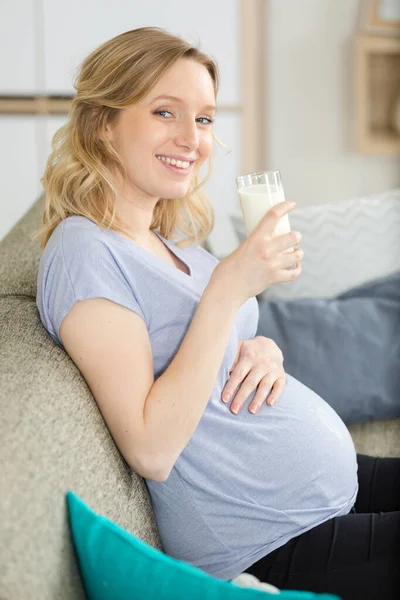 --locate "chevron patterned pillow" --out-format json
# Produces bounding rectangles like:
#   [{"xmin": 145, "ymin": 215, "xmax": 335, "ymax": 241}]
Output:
[{"xmin": 230, "ymin": 188, "xmax": 400, "ymax": 301}]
